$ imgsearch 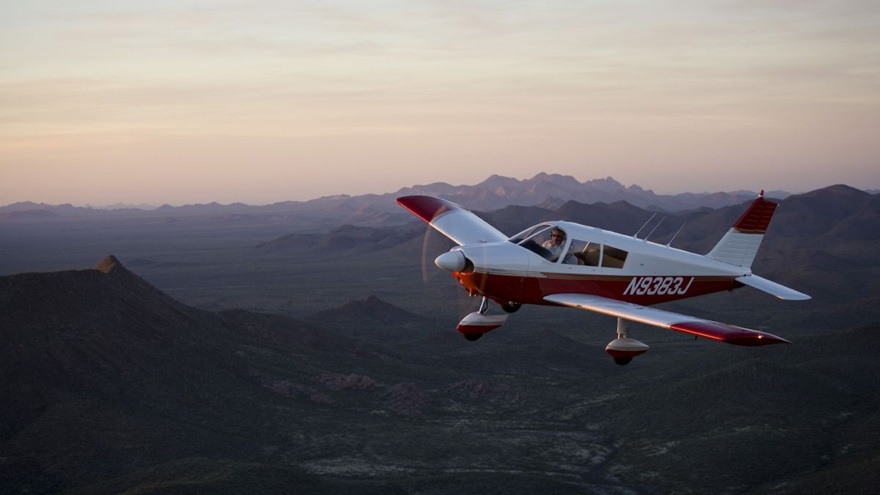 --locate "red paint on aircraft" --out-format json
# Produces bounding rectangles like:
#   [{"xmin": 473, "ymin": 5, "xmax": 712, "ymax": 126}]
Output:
[
  {"xmin": 668, "ymin": 321, "xmax": 789, "ymax": 345},
  {"xmin": 733, "ymin": 195, "xmax": 778, "ymax": 234},
  {"xmin": 454, "ymin": 272, "xmax": 741, "ymax": 306},
  {"xmin": 396, "ymin": 195, "xmax": 456, "ymax": 224},
  {"xmin": 396, "ymin": 190, "xmax": 809, "ymax": 364}
]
